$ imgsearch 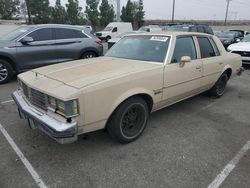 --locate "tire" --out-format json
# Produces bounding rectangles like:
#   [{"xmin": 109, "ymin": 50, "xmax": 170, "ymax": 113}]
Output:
[
  {"xmin": 81, "ymin": 52, "xmax": 97, "ymax": 59},
  {"xmin": 106, "ymin": 36, "xmax": 111, "ymax": 42},
  {"xmin": 107, "ymin": 97, "xmax": 149, "ymax": 144},
  {"xmin": 208, "ymin": 72, "xmax": 228, "ymax": 98},
  {"xmin": 0, "ymin": 59, "xmax": 14, "ymax": 84}
]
